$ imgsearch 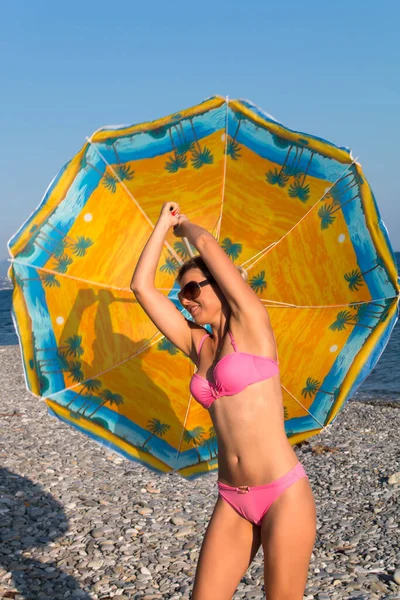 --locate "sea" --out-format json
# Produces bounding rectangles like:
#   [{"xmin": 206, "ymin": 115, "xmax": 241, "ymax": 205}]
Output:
[{"xmin": 1, "ymin": 254, "xmax": 399, "ymax": 403}]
